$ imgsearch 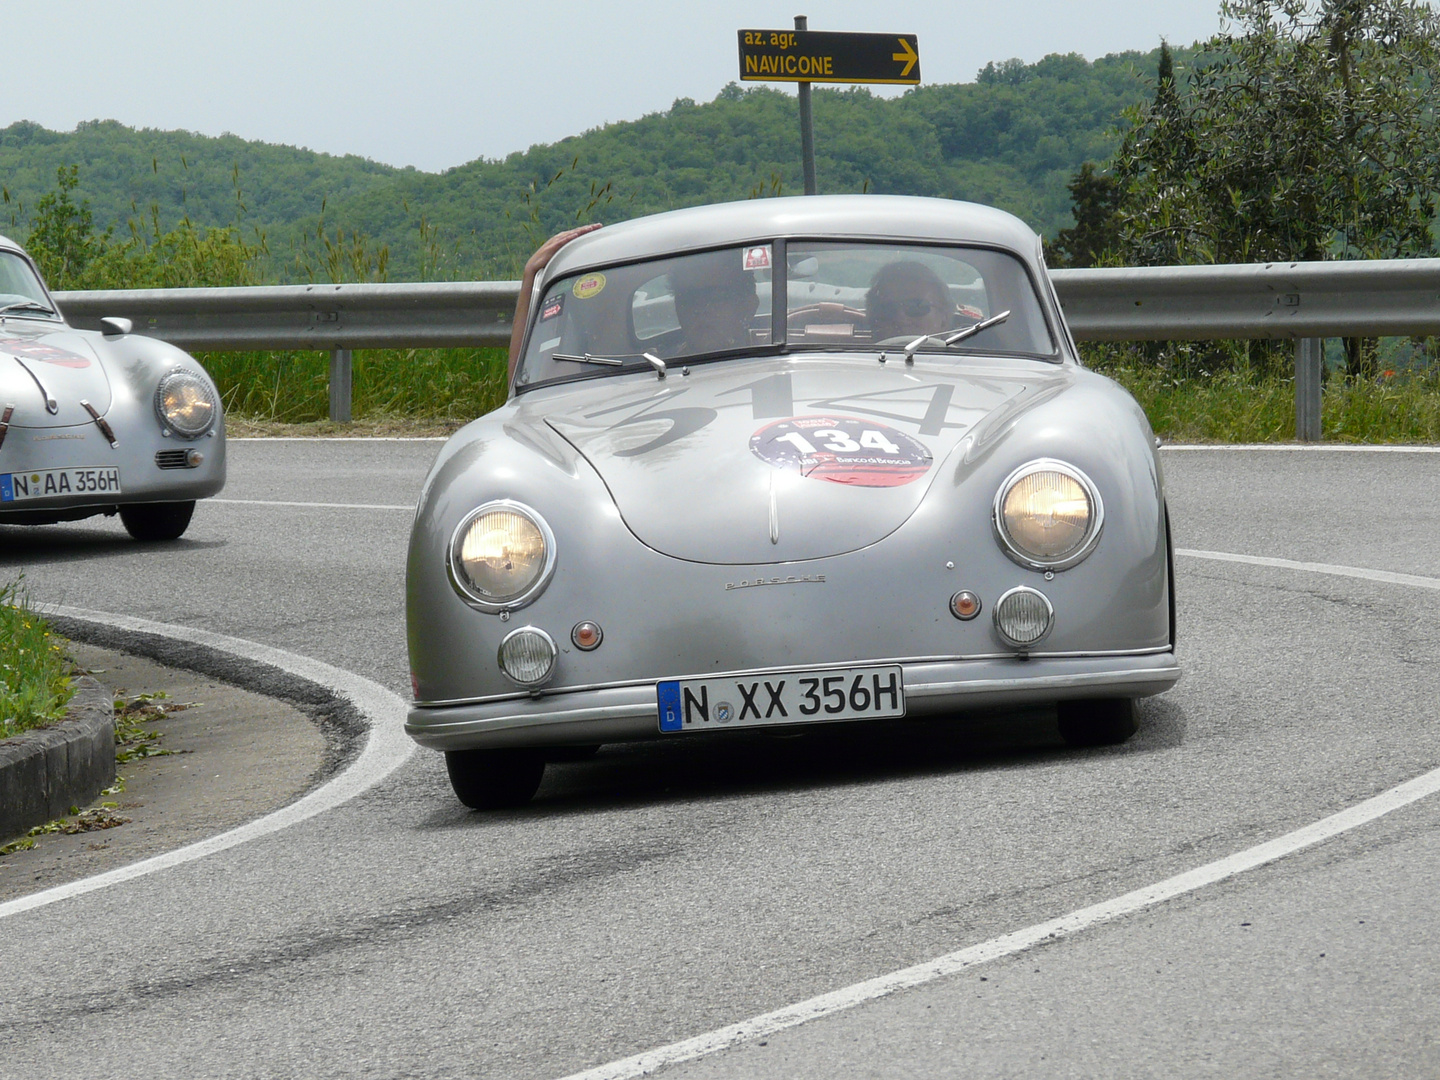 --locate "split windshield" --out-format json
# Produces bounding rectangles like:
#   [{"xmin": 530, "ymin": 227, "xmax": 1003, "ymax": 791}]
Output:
[{"xmin": 515, "ymin": 240, "xmax": 1056, "ymax": 390}]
